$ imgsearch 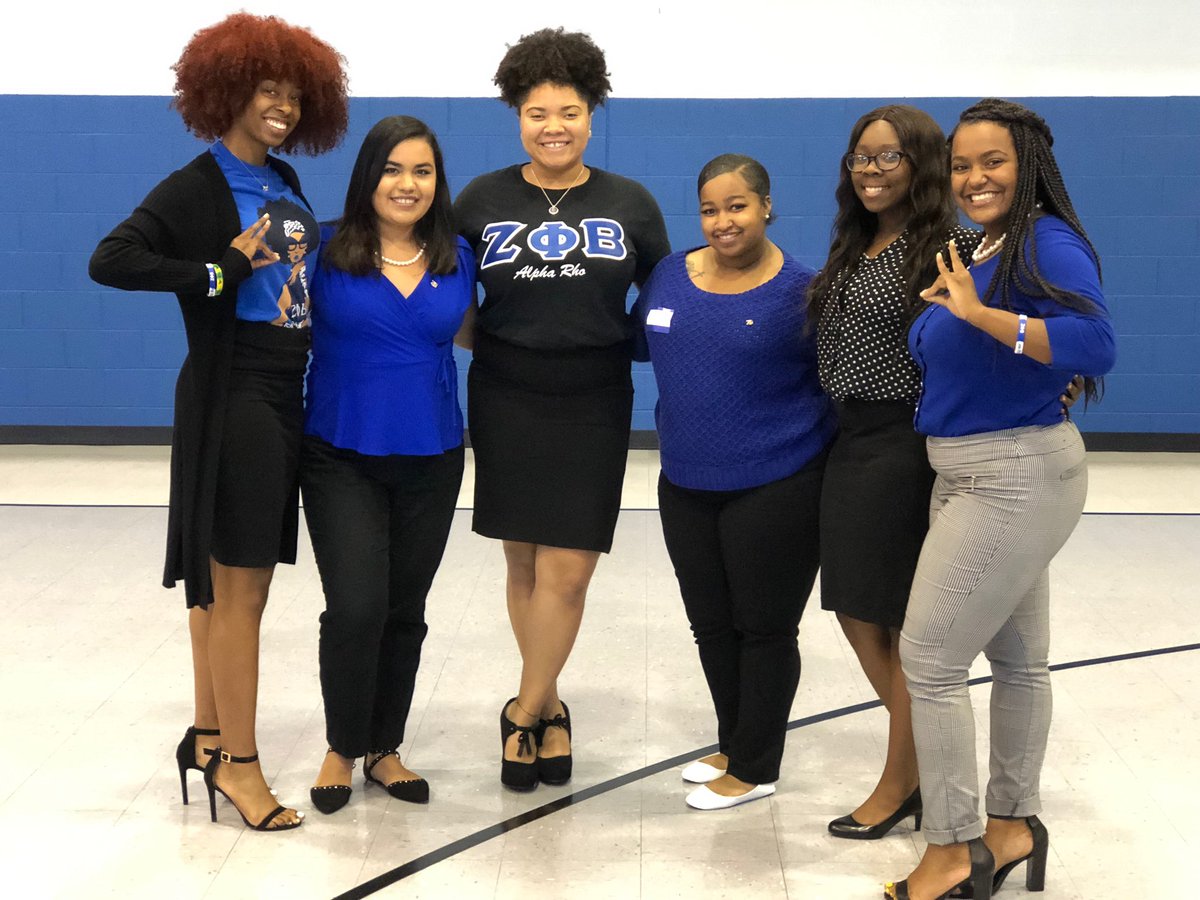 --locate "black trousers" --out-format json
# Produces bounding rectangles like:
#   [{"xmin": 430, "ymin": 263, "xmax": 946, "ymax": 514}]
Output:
[
  {"xmin": 657, "ymin": 455, "xmax": 824, "ymax": 785},
  {"xmin": 301, "ymin": 435, "xmax": 464, "ymax": 757}
]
